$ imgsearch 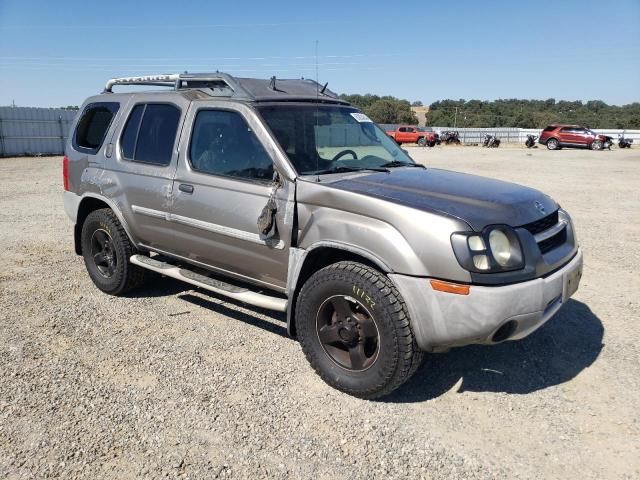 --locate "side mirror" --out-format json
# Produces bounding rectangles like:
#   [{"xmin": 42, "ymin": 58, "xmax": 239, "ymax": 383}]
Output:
[{"xmin": 257, "ymin": 171, "xmax": 281, "ymax": 238}]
